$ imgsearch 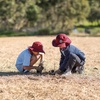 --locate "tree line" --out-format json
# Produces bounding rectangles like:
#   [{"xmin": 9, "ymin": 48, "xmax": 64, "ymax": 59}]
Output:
[{"xmin": 0, "ymin": 0, "xmax": 100, "ymax": 35}]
